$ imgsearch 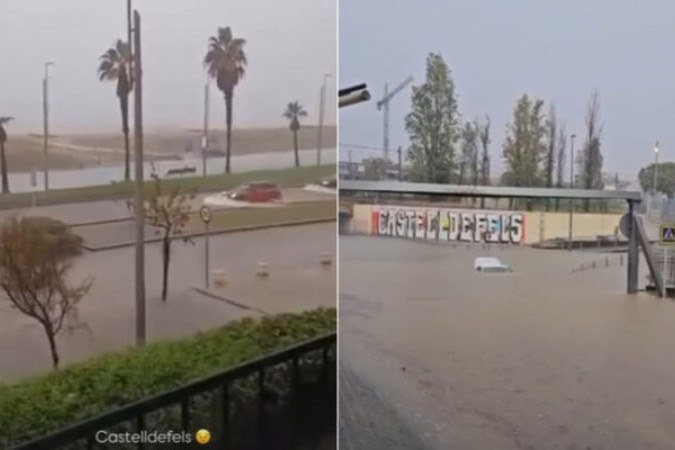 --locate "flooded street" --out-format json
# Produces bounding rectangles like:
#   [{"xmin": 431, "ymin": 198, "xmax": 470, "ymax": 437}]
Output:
[
  {"xmin": 340, "ymin": 235, "xmax": 675, "ymax": 450},
  {"xmin": 6, "ymin": 148, "xmax": 336, "ymax": 193}
]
